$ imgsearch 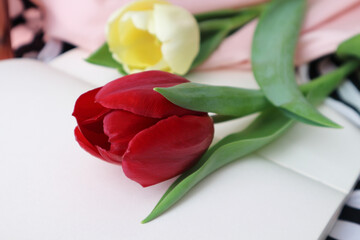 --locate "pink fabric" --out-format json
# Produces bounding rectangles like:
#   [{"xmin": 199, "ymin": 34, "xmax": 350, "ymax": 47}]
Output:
[
  {"xmin": 198, "ymin": 0, "xmax": 360, "ymax": 70},
  {"xmin": 40, "ymin": 0, "xmax": 264, "ymax": 51},
  {"xmin": 38, "ymin": 0, "xmax": 360, "ymax": 69}
]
